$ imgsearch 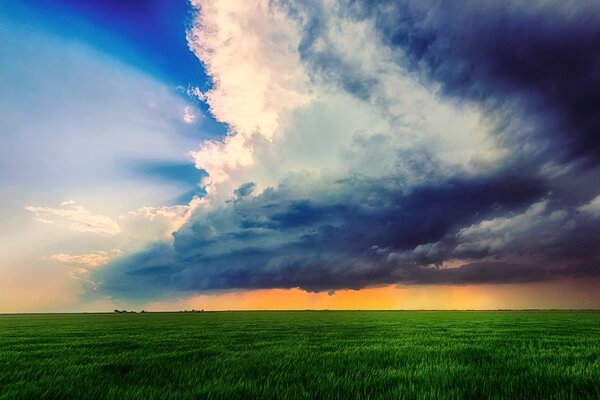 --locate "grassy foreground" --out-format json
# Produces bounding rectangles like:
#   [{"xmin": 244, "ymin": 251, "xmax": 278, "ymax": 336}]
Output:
[{"xmin": 1, "ymin": 311, "xmax": 599, "ymax": 399}]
